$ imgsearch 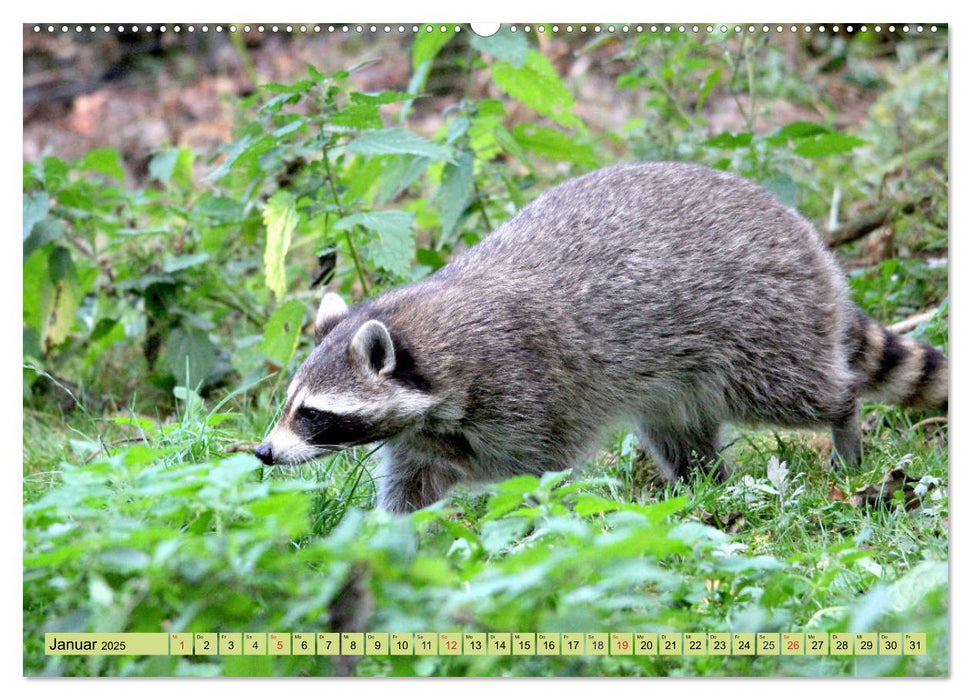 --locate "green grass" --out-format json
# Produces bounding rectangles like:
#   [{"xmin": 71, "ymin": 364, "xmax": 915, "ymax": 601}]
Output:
[{"xmin": 23, "ymin": 374, "xmax": 948, "ymax": 676}]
